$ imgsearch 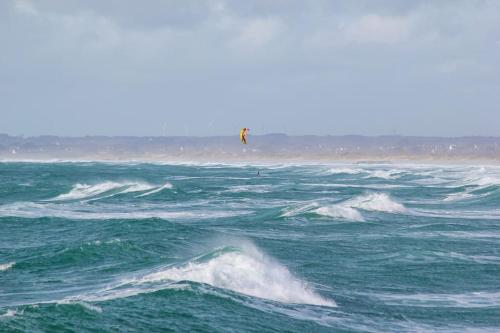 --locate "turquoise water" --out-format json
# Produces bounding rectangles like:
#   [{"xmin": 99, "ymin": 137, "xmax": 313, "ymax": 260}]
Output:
[{"xmin": 1, "ymin": 162, "xmax": 499, "ymax": 332}]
